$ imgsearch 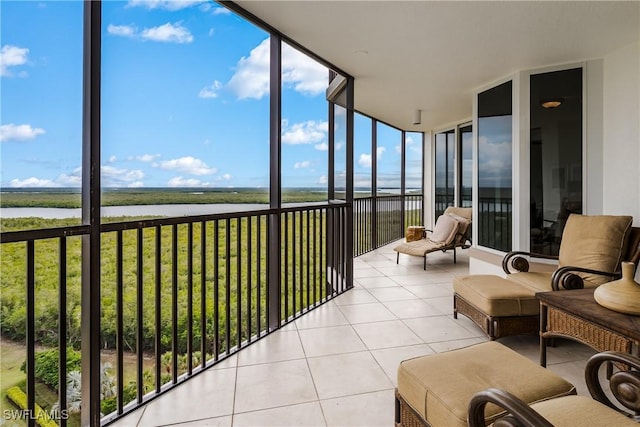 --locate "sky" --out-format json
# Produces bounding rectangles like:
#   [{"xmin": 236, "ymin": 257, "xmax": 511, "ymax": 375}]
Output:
[{"xmin": 1, "ymin": 0, "xmax": 421, "ymax": 190}]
